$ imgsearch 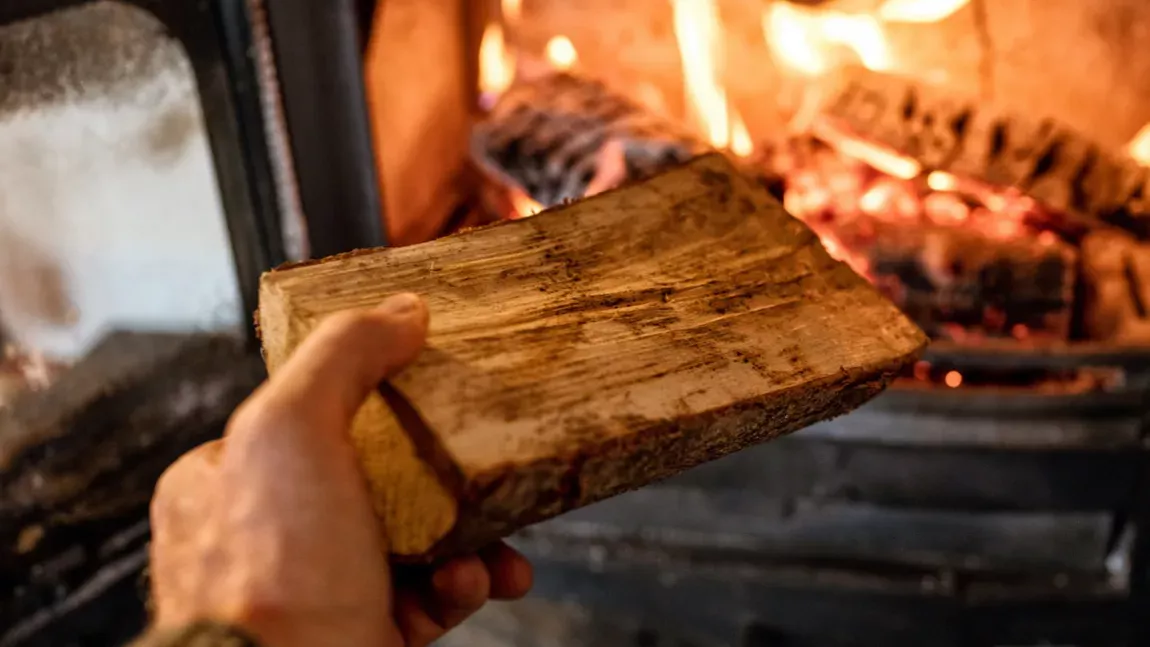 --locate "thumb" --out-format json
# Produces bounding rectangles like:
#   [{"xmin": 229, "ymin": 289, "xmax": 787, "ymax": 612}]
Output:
[{"xmin": 238, "ymin": 292, "xmax": 429, "ymax": 437}]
